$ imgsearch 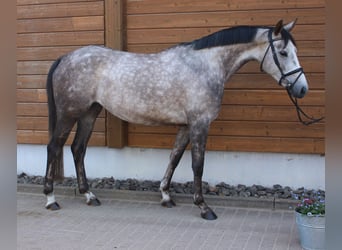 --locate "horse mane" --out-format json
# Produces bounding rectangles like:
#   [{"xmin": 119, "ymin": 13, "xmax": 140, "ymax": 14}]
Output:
[{"xmin": 180, "ymin": 25, "xmax": 296, "ymax": 50}]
